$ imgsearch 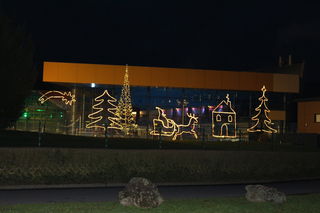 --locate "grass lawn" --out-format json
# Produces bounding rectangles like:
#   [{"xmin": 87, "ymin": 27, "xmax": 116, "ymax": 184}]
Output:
[{"xmin": 1, "ymin": 194, "xmax": 320, "ymax": 213}]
